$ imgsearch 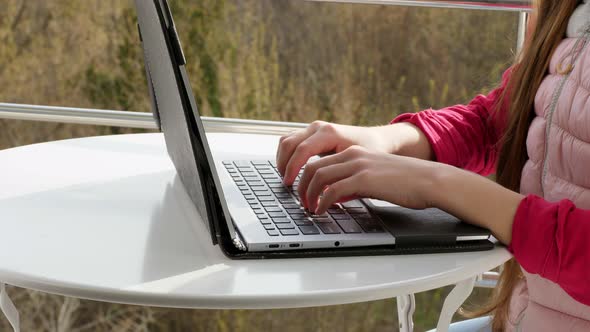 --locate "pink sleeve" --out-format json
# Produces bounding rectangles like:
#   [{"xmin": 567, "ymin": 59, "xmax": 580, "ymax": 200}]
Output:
[
  {"xmin": 509, "ymin": 195, "xmax": 590, "ymax": 306},
  {"xmin": 391, "ymin": 69, "xmax": 511, "ymax": 176}
]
